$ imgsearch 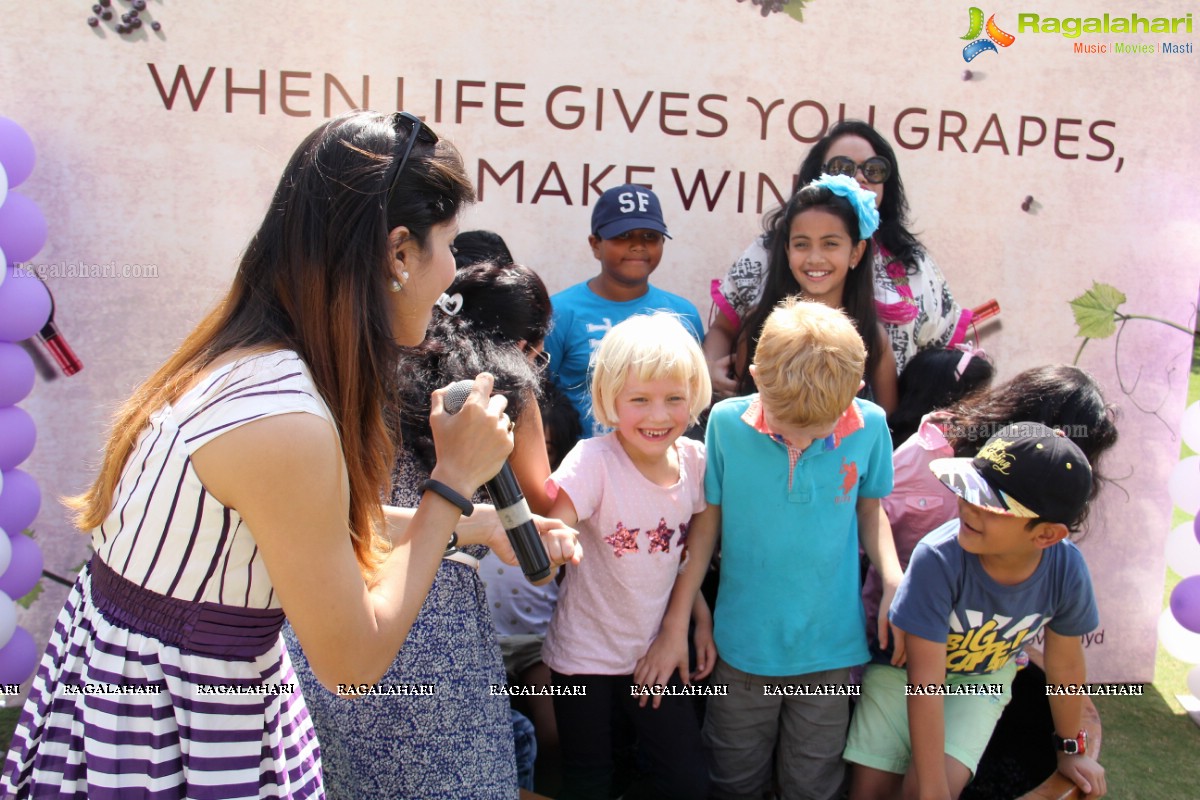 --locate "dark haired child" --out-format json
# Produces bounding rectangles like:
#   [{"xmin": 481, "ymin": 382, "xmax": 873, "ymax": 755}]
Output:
[
  {"xmin": 888, "ymin": 344, "xmax": 994, "ymax": 446},
  {"xmin": 730, "ymin": 174, "xmax": 899, "ymax": 412},
  {"xmin": 544, "ymin": 184, "xmax": 704, "ymax": 438},
  {"xmin": 454, "ymin": 229, "xmax": 514, "ymax": 269},
  {"xmin": 846, "ymin": 423, "xmax": 1107, "ymax": 800}
]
